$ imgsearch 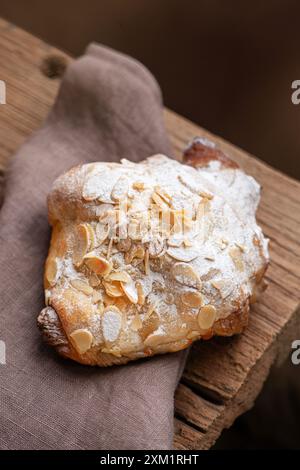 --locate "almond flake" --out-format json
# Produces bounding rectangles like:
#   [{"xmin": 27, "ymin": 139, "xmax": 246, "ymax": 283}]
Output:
[
  {"xmin": 70, "ymin": 329, "xmax": 93, "ymax": 354},
  {"xmin": 45, "ymin": 257, "xmax": 59, "ymax": 287},
  {"xmin": 154, "ymin": 186, "xmax": 171, "ymax": 204},
  {"xmin": 84, "ymin": 253, "xmax": 112, "ymax": 276},
  {"xmin": 172, "ymin": 262, "xmax": 201, "ymax": 288},
  {"xmin": 86, "ymin": 224, "xmax": 96, "ymax": 250},
  {"xmin": 151, "ymin": 192, "xmax": 169, "ymax": 210},
  {"xmin": 144, "ymin": 332, "xmax": 166, "ymax": 348},
  {"xmin": 167, "ymin": 246, "xmax": 199, "ymax": 262},
  {"xmin": 144, "ymin": 301, "xmax": 158, "ymax": 320},
  {"xmin": 198, "ymin": 305, "xmax": 216, "ymax": 330},
  {"xmin": 210, "ymin": 279, "xmax": 233, "ymax": 298},
  {"xmin": 101, "ymin": 347, "xmax": 122, "ymax": 357},
  {"xmin": 181, "ymin": 291, "xmax": 203, "ymax": 308},
  {"xmin": 144, "ymin": 249, "xmax": 150, "ymax": 275},
  {"xmin": 149, "ymin": 237, "xmax": 165, "ymax": 258},
  {"xmin": 107, "ymin": 271, "xmax": 131, "ymax": 283},
  {"xmin": 121, "ymin": 279, "xmax": 138, "ymax": 304},
  {"xmin": 167, "ymin": 235, "xmax": 183, "ymax": 247},
  {"xmin": 199, "ymin": 191, "xmax": 214, "ymax": 200},
  {"xmin": 95, "ymin": 223, "xmax": 109, "ymax": 245},
  {"xmin": 229, "ymin": 247, "xmax": 244, "ymax": 271},
  {"xmin": 82, "ymin": 171, "xmax": 115, "ymax": 203},
  {"xmin": 70, "ymin": 279, "xmax": 94, "ymax": 295},
  {"xmin": 132, "ymin": 181, "xmax": 145, "ymax": 191},
  {"xmin": 131, "ymin": 314, "xmax": 143, "ymax": 331},
  {"xmin": 136, "ymin": 281, "xmax": 145, "ymax": 305},
  {"xmin": 103, "ymin": 280, "xmax": 124, "ymax": 298},
  {"xmin": 102, "ymin": 306, "xmax": 122, "ymax": 342},
  {"xmin": 111, "ymin": 175, "xmax": 129, "ymax": 201},
  {"xmin": 73, "ymin": 224, "xmax": 91, "ymax": 267}
]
